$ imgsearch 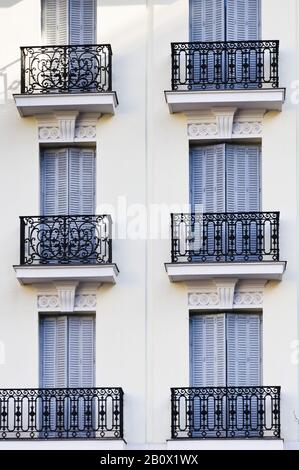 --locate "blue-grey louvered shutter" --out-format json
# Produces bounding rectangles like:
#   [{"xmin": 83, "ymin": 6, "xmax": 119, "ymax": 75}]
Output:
[
  {"xmin": 226, "ymin": 314, "xmax": 261, "ymax": 386},
  {"xmin": 226, "ymin": 144, "xmax": 261, "ymax": 212},
  {"xmin": 226, "ymin": 0, "xmax": 260, "ymax": 41},
  {"xmin": 190, "ymin": 314, "xmax": 226, "ymax": 387},
  {"xmin": 41, "ymin": 0, "xmax": 68, "ymax": 44},
  {"xmin": 190, "ymin": 145, "xmax": 225, "ymax": 259},
  {"xmin": 226, "ymin": 145, "xmax": 261, "ymax": 258},
  {"xmin": 40, "ymin": 316, "xmax": 68, "ymax": 388},
  {"xmin": 69, "ymin": 0, "xmax": 96, "ymax": 44},
  {"xmin": 69, "ymin": 148, "xmax": 95, "ymax": 215},
  {"xmin": 226, "ymin": 313, "xmax": 261, "ymax": 434},
  {"xmin": 190, "ymin": 0, "xmax": 225, "ymax": 41},
  {"xmin": 226, "ymin": 1, "xmax": 260, "ymax": 85},
  {"xmin": 190, "ymin": 145, "xmax": 226, "ymax": 212},
  {"xmin": 41, "ymin": 149, "xmax": 69, "ymax": 215},
  {"xmin": 68, "ymin": 316, "xmax": 95, "ymax": 388},
  {"xmin": 190, "ymin": 314, "xmax": 226, "ymax": 436}
]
